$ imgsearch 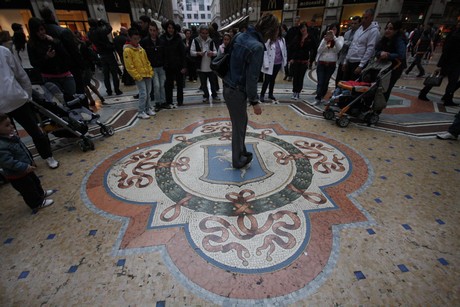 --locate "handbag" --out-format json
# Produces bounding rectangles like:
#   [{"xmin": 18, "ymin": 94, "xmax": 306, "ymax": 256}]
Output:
[
  {"xmin": 210, "ymin": 52, "xmax": 230, "ymax": 79},
  {"xmin": 423, "ymin": 74, "xmax": 443, "ymax": 87}
]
